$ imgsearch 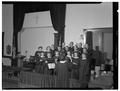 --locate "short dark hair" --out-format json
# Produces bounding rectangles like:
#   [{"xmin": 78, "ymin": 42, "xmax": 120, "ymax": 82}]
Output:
[{"xmin": 38, "ymin": 46, "xmax": 43, "ymax": 49}]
